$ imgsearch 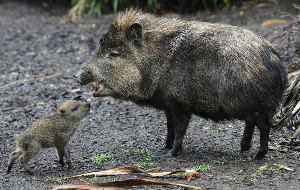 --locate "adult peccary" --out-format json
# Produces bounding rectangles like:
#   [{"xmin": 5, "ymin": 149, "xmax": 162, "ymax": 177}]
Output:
[
  {"xmin": 74, "ymin": 10, "xmax": 287, "ymax": 159},
  {"xmin": 7, "ymin": 99, "xmax": 90, "ymax": 174}
]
